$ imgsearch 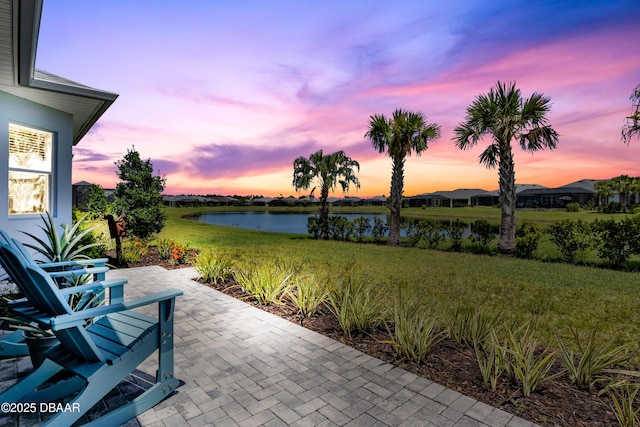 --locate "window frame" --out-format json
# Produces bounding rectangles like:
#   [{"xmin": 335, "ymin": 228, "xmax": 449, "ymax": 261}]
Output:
[{"xmin": 8, "ymin": 122, "xmax": 55, "ymax": 216}]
